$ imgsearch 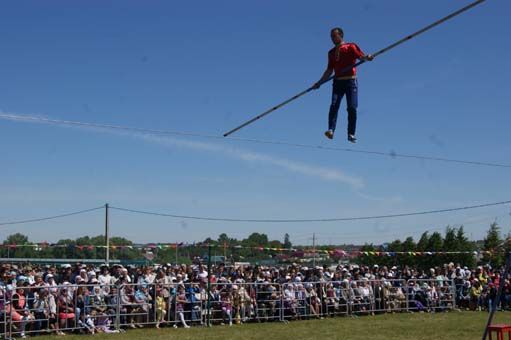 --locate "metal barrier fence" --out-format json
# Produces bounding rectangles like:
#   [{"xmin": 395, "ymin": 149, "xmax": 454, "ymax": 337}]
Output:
[
  {"xmin": 406, "ymin": 279, "xmax": 456, "ymax": 312},
  {"xmin": 0, "ymin": 279, "xmax": 455, "ymax": 338}
]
